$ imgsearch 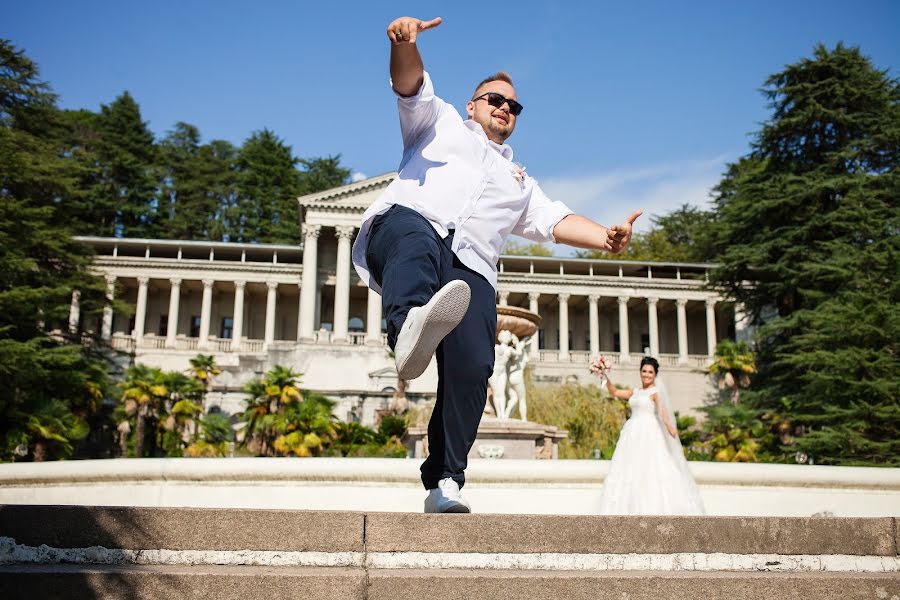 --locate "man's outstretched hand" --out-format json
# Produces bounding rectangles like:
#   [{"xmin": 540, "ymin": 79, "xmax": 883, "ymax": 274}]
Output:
[
  {"xmin": 387, "ymin": 16, "xmax": 442, "ymax": 44},
  {"xmin": 608, "ymin": 210, "xmax": 643, "ymax": 254}
]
